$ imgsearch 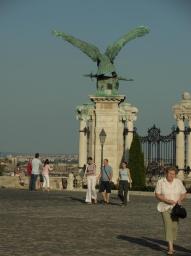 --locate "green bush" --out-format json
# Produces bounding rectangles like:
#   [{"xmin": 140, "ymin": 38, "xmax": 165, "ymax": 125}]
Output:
[
  {"xmin": 128, "ymin": 132, "xmax": 146, "ymax": 190},
  {"xmin": 0, "ymin": 165, "xmax": 5, "ymax": 176}
]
